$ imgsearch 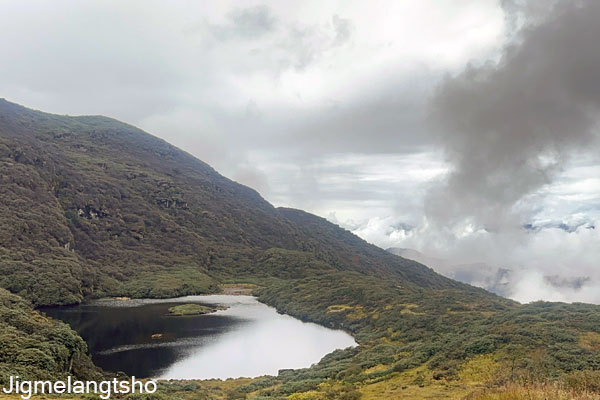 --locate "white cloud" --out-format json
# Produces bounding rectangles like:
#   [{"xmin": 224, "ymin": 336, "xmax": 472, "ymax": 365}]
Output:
[{"xmin": 342, "ymin": 157, "xmax": 600, "ymax": 304}]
